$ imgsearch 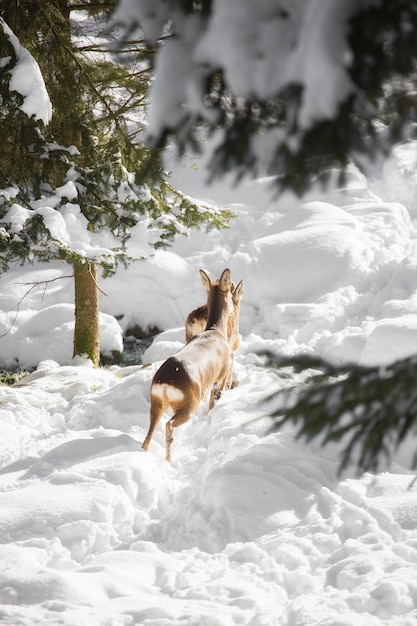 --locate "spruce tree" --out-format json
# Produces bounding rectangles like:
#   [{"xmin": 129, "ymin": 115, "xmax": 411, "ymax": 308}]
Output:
[{"xmin": 0, "ymin": 1, "xmax": 232, "ymax": 366}]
